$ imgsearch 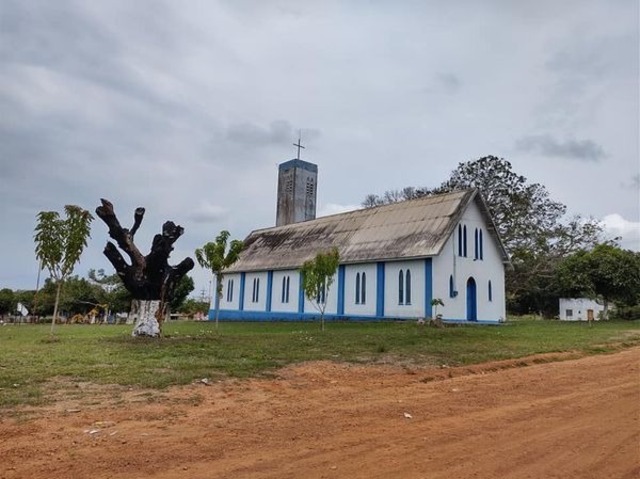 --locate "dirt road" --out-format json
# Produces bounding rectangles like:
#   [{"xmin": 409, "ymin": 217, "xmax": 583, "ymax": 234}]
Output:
[{"xmin": 1, "ymin": 348, "xmax": 639, "ymax": 479}]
